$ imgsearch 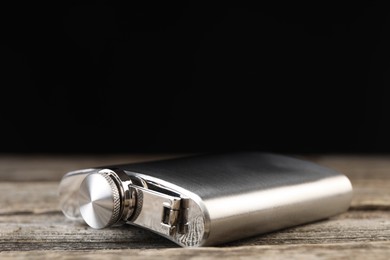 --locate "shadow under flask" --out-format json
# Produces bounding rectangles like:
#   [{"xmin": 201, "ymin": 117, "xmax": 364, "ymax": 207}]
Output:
[{"xmin": 58, "ymin": 152, "xmax": 353, "ymax": 247}]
